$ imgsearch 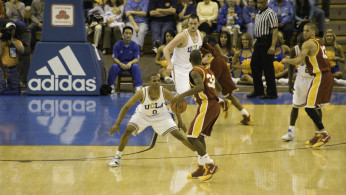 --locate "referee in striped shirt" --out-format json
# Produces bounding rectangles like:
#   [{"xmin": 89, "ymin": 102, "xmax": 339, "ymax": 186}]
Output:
[{"xmin": 247, "ymin": 0, "xmax": 279, "ymax": 99}]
